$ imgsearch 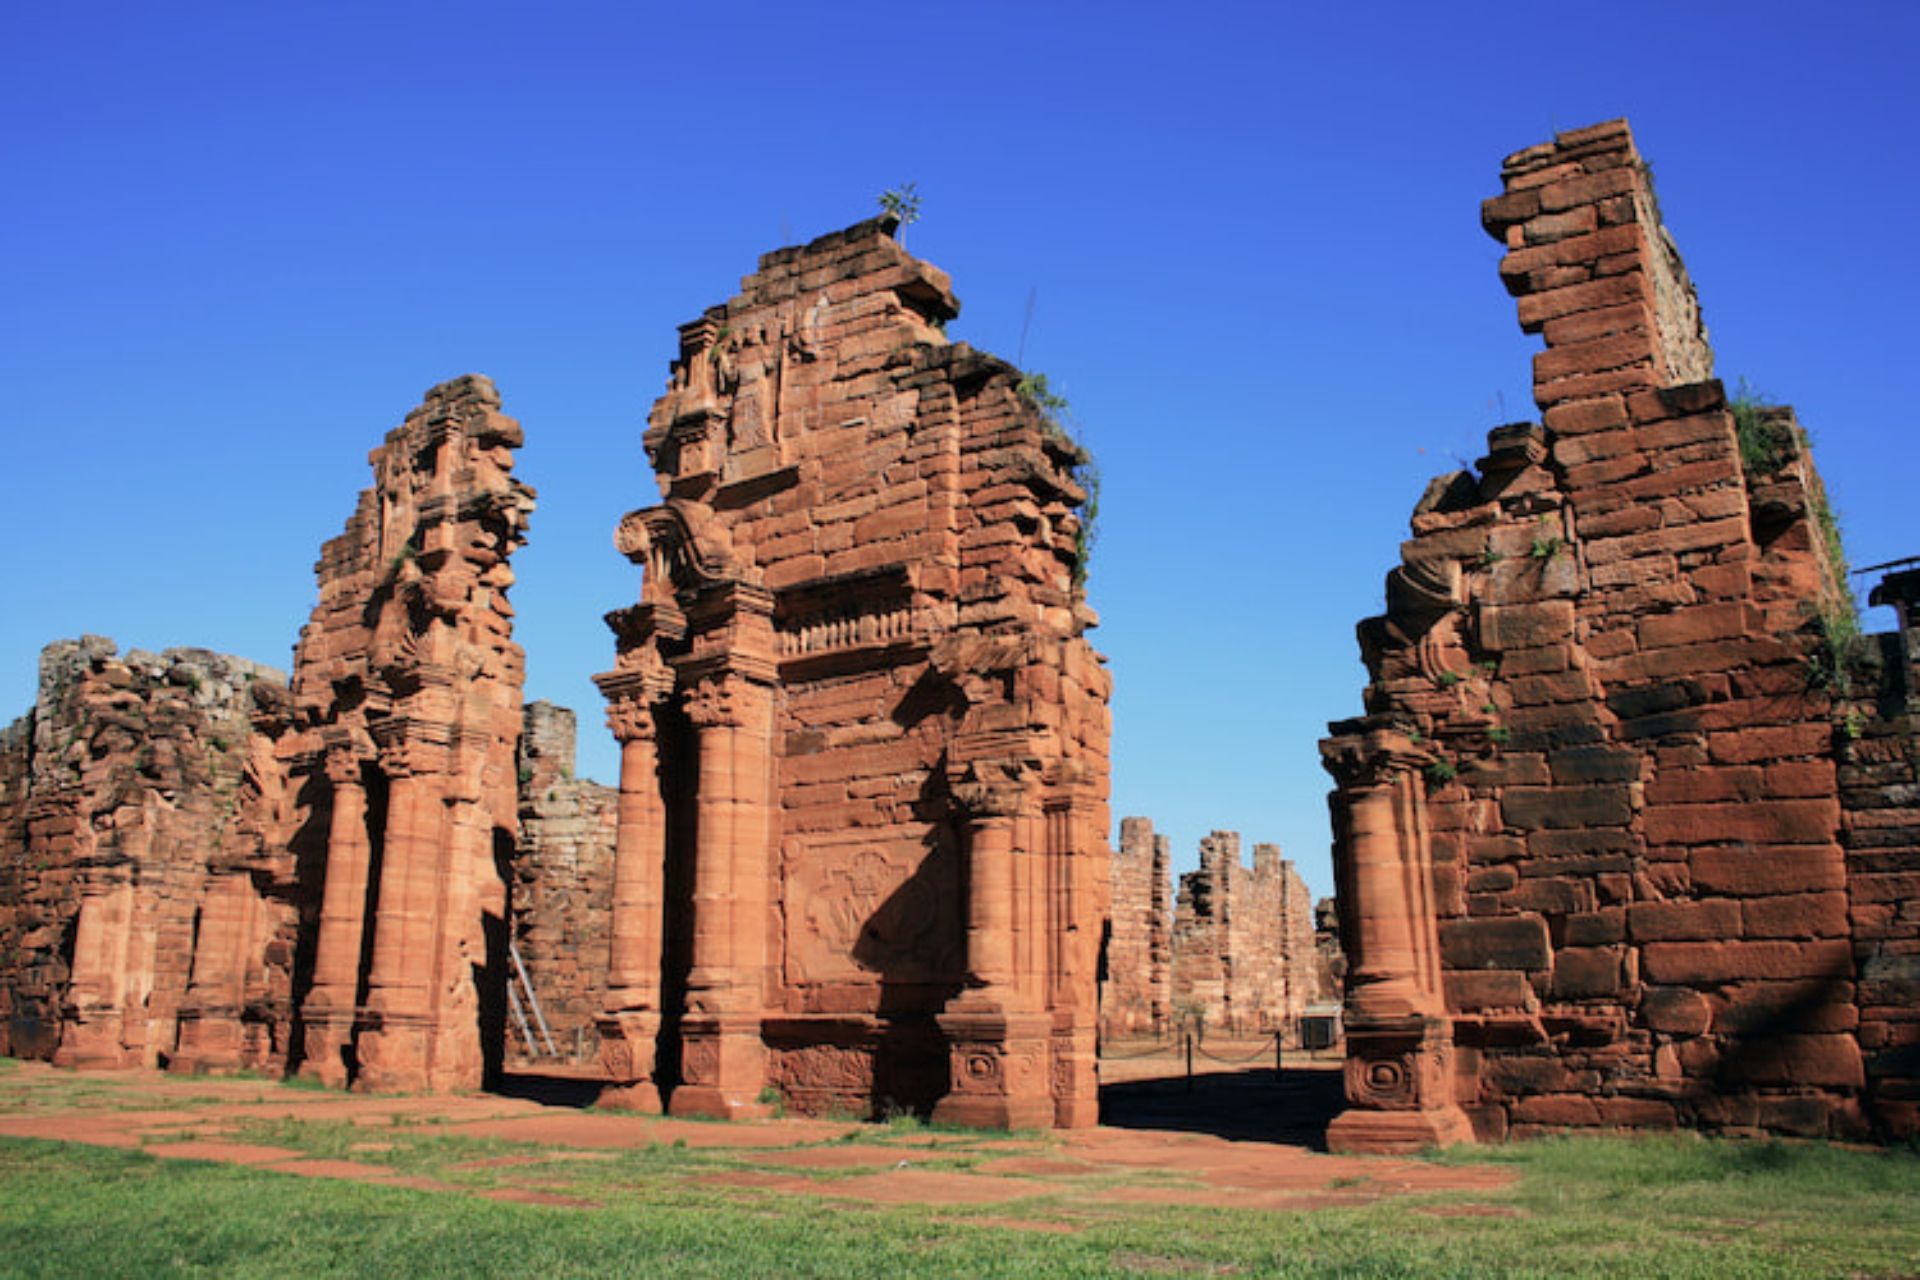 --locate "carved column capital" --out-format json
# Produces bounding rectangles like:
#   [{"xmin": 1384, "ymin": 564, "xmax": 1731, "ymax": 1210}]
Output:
[
  {"xmin": 322, "ymin": 744, "xmax": 368, "ymax": 788},
  {"xmin": 1321, "ymin": 721, "xmax": 1433, "ymax": 791},
  {"xmin": 597, "ymin": 667, "xmax": 673, "ymax": 744},
  {"xmin": 949, "ymin": 757, "xmax": 1037, "ymax": 820},
  {"xmin": 683, "ymin": 674, "xmax": 743, "ymax": 730}
]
